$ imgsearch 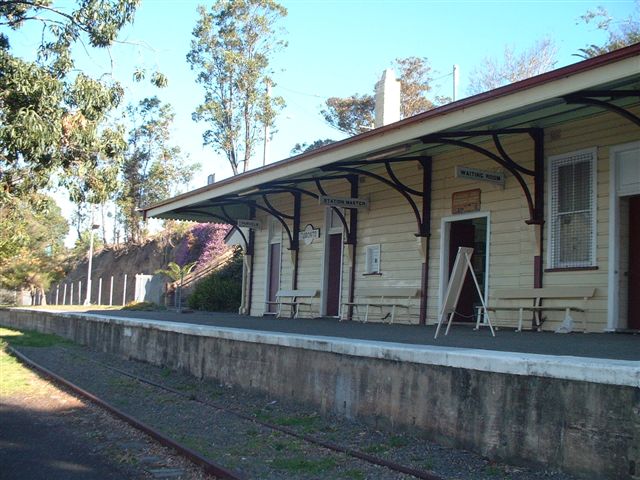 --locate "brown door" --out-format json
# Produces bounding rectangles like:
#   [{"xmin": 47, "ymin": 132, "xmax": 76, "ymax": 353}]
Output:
[
  {"xmin": 267, "ymin": 242, "xmax": 281, "ymax": 313},
  {"xmin": 449, "ymin": 220, "xmax": 478, "ymax": 322},
  {"xmin": 628, "ymin": 196, "xmax": 640, "ymax": 329},
  {"xmin": 325, "ymin": 233, "xmax": 342, "ymax": 316}
]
